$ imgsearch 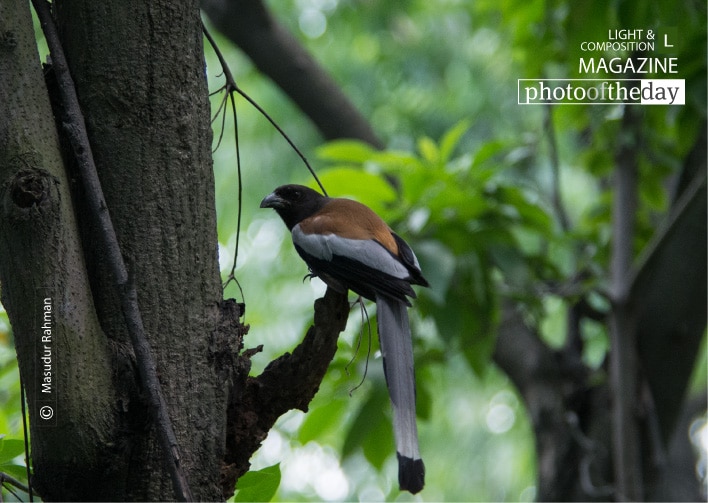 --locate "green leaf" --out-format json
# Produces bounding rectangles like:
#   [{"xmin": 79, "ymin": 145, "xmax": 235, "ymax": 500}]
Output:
[
  {"xmin": 490, "ymin": 243, "xmax": 535, "ymax": 290},
  {"xmin": 342, "ymin": 386, "xmax": 392, "ymax": 469},
  {"xmin": 420, "ymin": 252, "xmax": 498, "ymax": 376},
  {"xmin": 370, "ymin": 150, "xmax": 422, "ymax": 172},
  {"xmin": 316, "ymin": 140, "xmax": 376, "ymax": 163},
  {"xmin": 0, "ymin": 463, "xmax": 28, "ymax": 482},
  {"xmin": 496, "ymin": 186, "xmax": 552, "ymax": 232},
  {"xmin": 0, "ymin": 438, "xmax": 25, "ymax": 464},
  {"xmin": 414, "ymin": 240, "xmax": 457, "ymax": 305},
  {"xmin": 471, "ymin": 139, "xmax": 512, "ymax": 169},
  {"xmin": 439, "ymin": 120, "xmax": 470, "ymax": 164},
  {"xmin": 417, "ymin": 136, "xmax": 439, "ymax": 165},
  {"xmin": 314, "ymin": 168, "xmax": 397, "ymax": 215},
  {"xmin": 415, "ymin": 372, "xmax": 433, "ymax": 421},
  {"xmin": 427, "ymin": 183, "xmax": 487, "ymax": 223},
  {"xmin": 298, "ymin": 398, "xmax": 348, "ymax": 445},
  {"xmin": 233, "ymin": 464, "xmax": 281, "ymax": 502}
]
